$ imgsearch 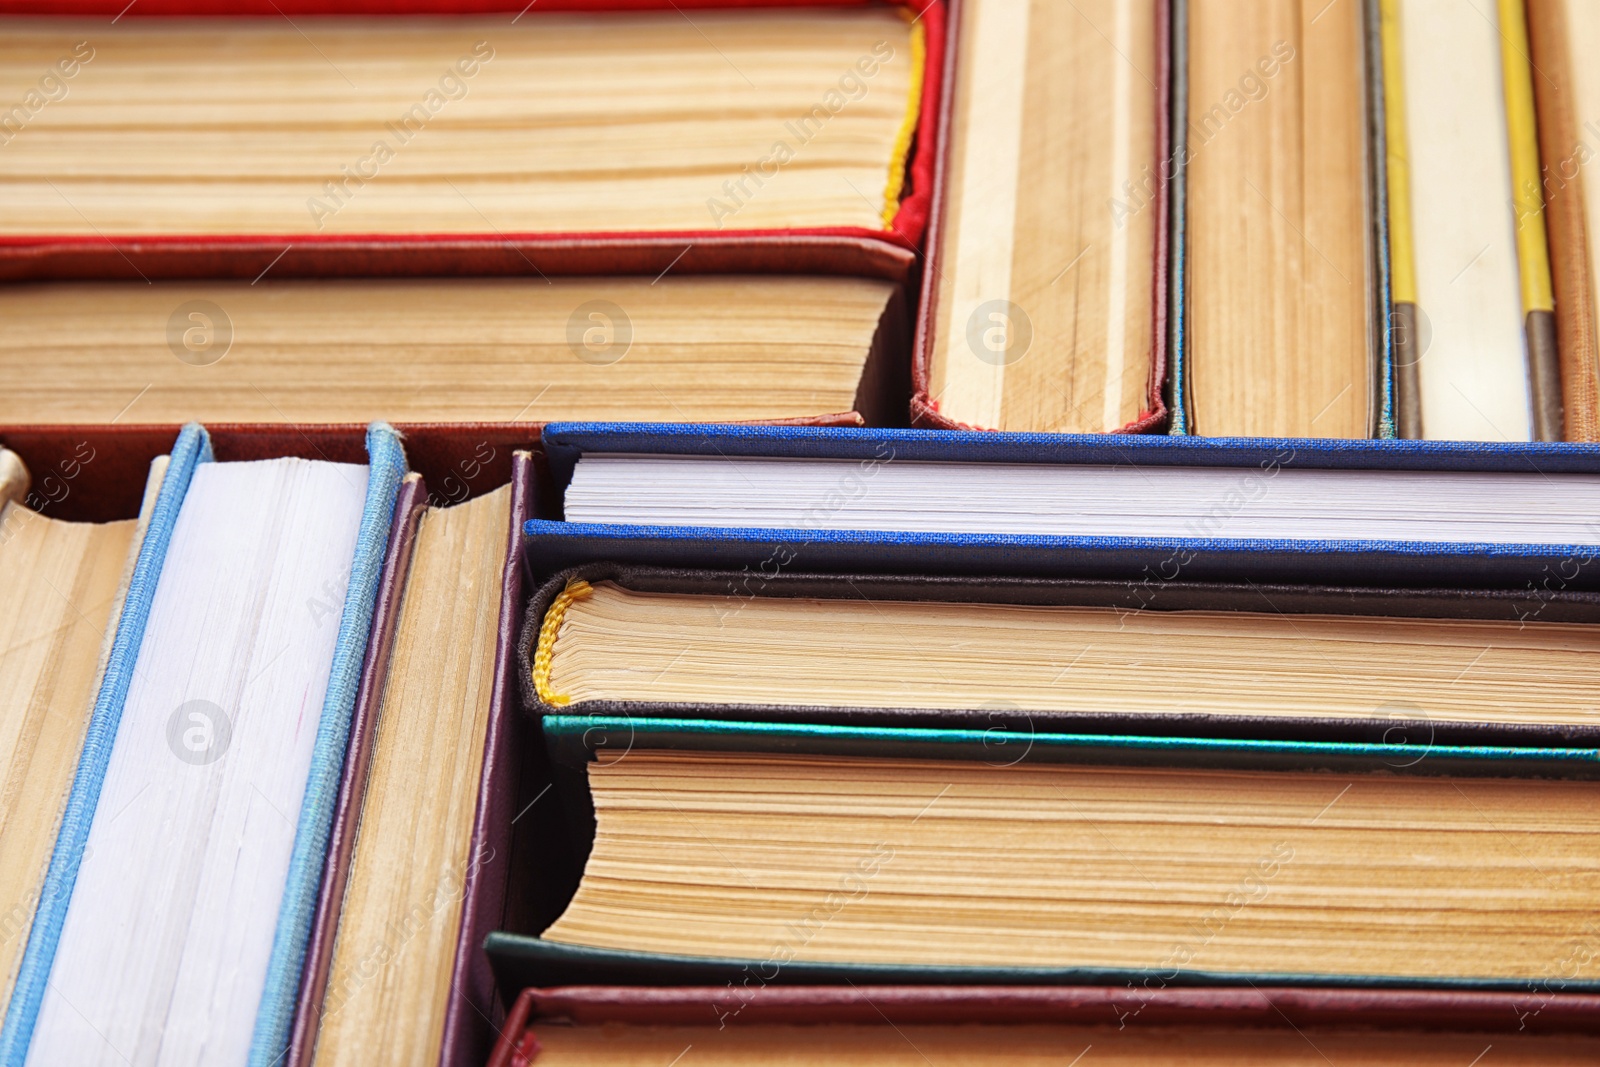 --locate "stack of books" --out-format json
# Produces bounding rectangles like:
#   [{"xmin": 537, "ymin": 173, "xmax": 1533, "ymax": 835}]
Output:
[{"xmin": 2, "ymin": 2, "xmax": 1599, "ymax": 1066}]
